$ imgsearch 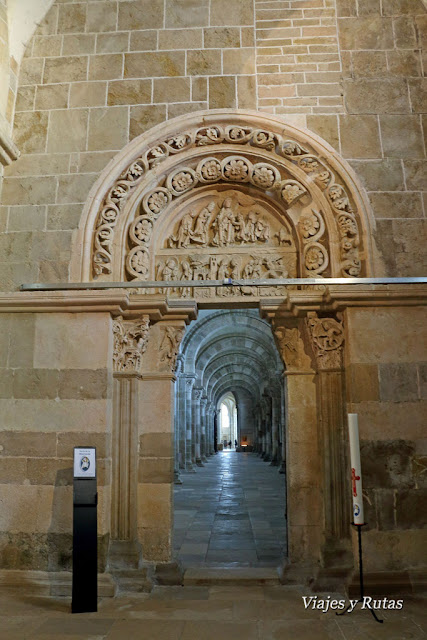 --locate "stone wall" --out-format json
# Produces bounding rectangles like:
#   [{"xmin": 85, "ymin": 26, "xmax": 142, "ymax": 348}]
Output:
[
  {"xmin": 346, "ymin": 306, "xmax": 427, "ymax": 572},
  {"xmin": 0, "ymin": 0, "xmax": 425, "ymax": 288},
  {"xmin": 336, "ymin": 0, "xmax": 427, "ymax": 277},
  {"xmin": 0, "ymin": 311, "xmax": 112, "ymax": 570}
]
